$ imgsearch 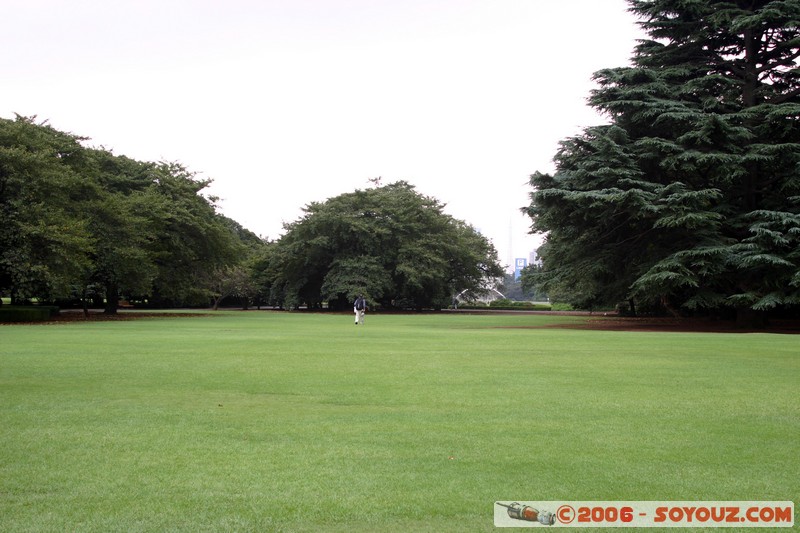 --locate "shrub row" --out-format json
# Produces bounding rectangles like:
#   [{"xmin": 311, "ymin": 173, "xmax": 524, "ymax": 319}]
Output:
[
  {"xmin": 459, "ymin": 301, "xmax": 572, "ymax": 311},
  {"xmin": 0, "ymin": 306, "xmax": 60, "ymax": 322}
]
